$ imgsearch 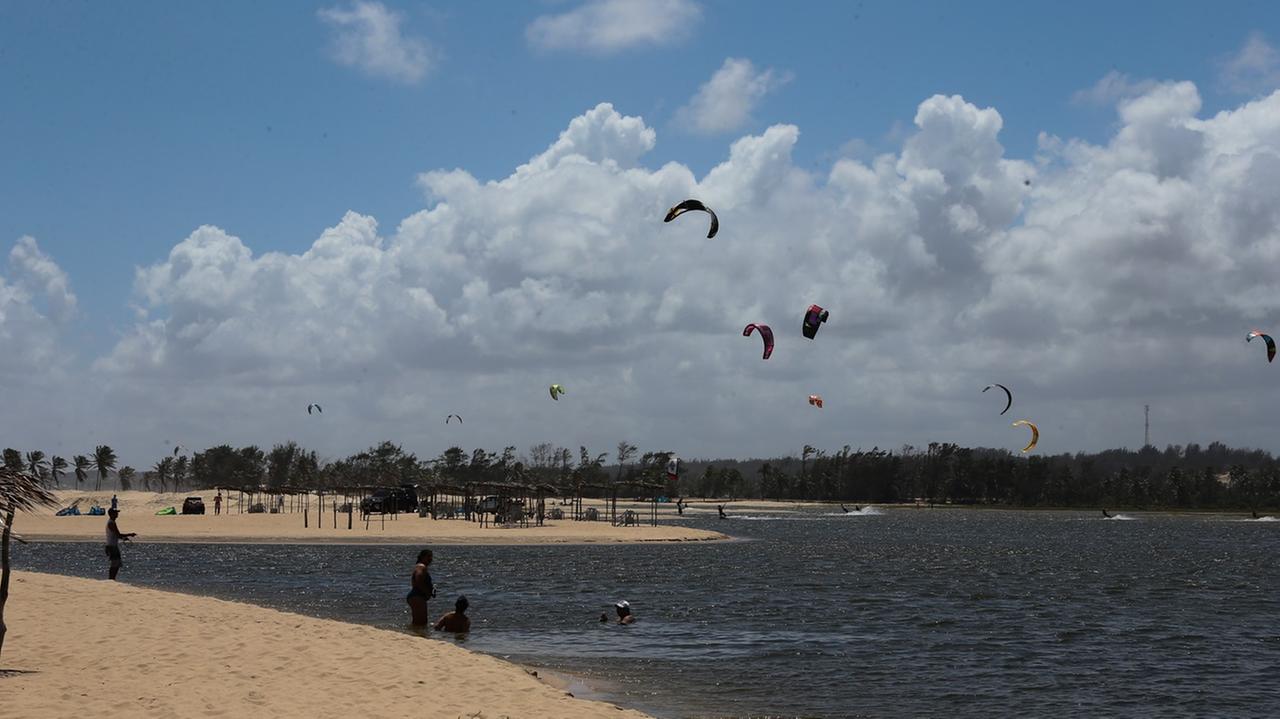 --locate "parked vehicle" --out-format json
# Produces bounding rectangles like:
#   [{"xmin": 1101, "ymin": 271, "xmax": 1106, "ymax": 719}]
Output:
[
  {"xmin": 360, "ymin": 485, "xmax": 419, "ymax": 515},
  {"xmin": 181, "ymin": 496, "xmax": 206, "ymax": 515}
]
